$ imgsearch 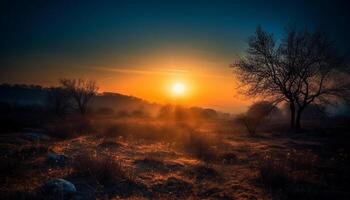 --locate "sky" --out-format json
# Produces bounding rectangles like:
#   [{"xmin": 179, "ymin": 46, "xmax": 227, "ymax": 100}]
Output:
[{"xmin": 1, "ymin": 0, "xmax": 350, "ymax": 113}]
